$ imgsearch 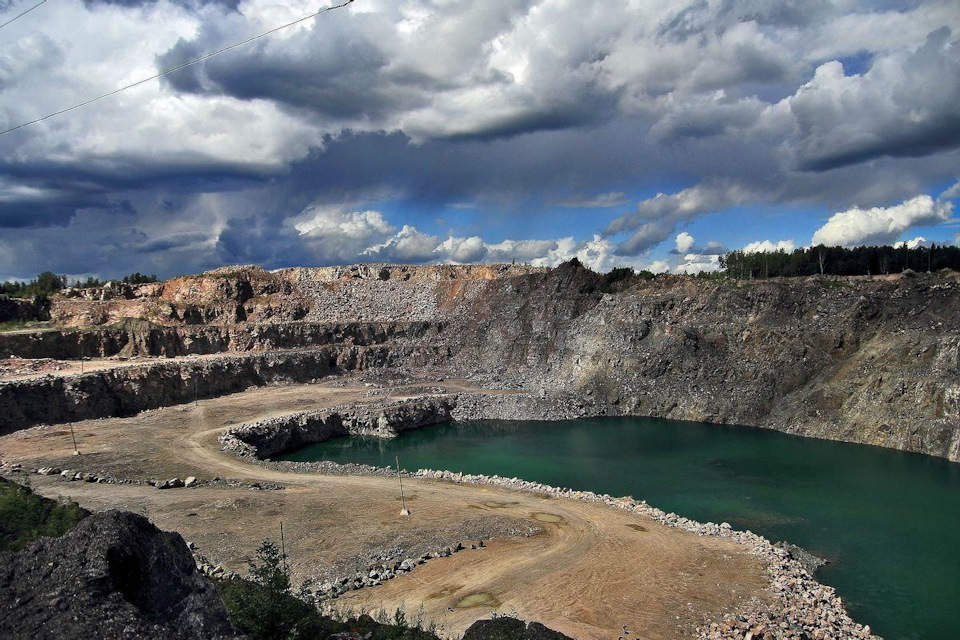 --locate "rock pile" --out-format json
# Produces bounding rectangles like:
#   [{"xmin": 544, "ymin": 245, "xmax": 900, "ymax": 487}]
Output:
[{"xmin": 4, "ymin": 463, "xmax": 283, "ymax": 492}]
